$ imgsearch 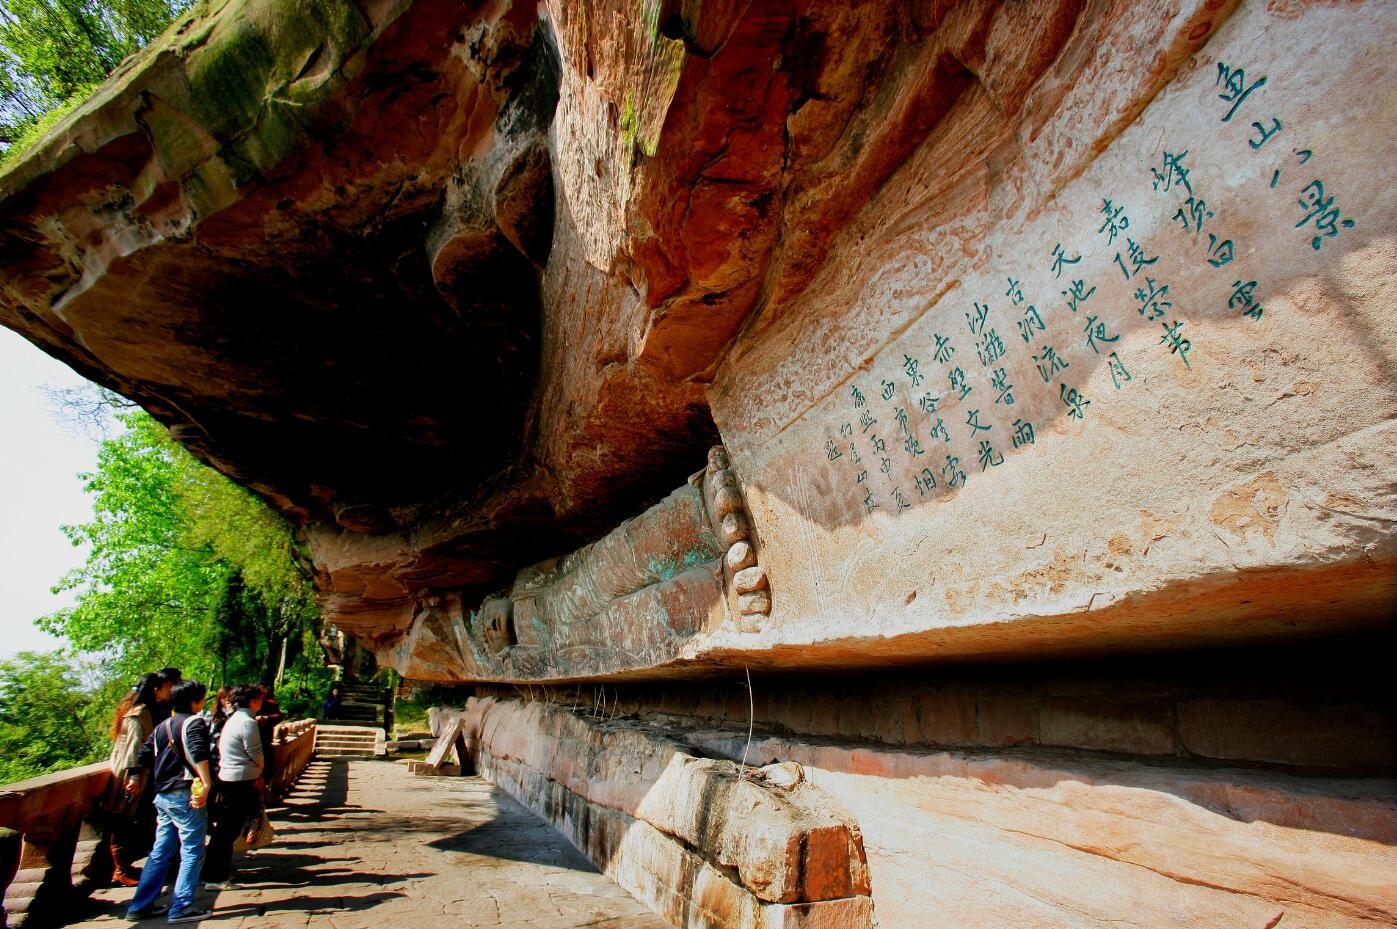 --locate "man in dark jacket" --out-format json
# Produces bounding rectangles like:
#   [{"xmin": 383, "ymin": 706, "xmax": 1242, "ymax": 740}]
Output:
[{"xmin": 123, "ymin": 679, "xmax": 215, "ymax": 924}]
